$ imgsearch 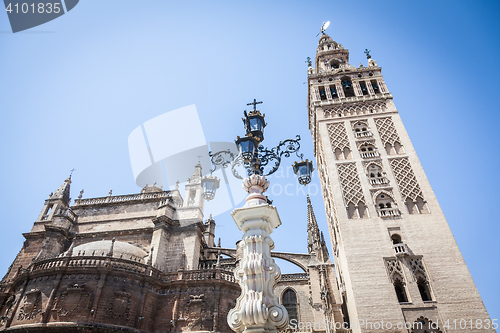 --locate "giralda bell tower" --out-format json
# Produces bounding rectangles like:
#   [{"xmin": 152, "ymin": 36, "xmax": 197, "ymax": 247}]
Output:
[{"xmin": 307, "ymin": 33, "xmax": 494, "ymax": 332}]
